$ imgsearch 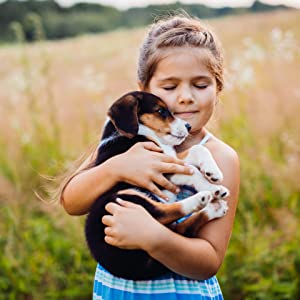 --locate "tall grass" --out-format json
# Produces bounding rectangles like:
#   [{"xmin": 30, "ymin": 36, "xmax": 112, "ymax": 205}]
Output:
[{"xmin": 0, "ymin": 10, "xmax": 299, "ymax": 299}]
